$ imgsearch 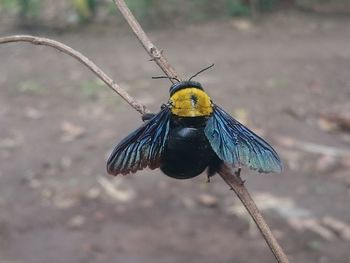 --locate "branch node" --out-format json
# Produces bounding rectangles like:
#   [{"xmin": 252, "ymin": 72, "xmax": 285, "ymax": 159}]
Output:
[
  {"xmin": 150, "ymin": 47, "xmax": 162, "ymax": 60},
  {"xmin": 149, "ymin": 49, "xmax": 163, "ymax": 61}
]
